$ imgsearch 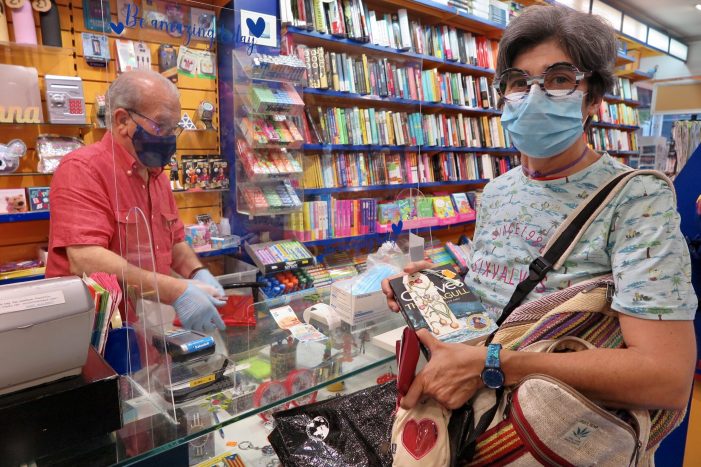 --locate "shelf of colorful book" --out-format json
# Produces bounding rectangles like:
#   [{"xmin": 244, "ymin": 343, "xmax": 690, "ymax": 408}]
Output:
[
  {"xmin": 303, "ymin": 217, "xmax": 476, "ymax": 247},
  {"xmin": 303, "ymin": 144, "xmax": 518, "ymax": 153},
  {"xmin": 303, "ymin": 88, "xmax": 501, "ymax": 116},
  {"xmin": 603, "ymin": 94, "xmax": 641, "ymax": 107},
  {"xmin": 590, "ymin": 122, "xmax": 640, "ymax": 131},
  {"xmin": 285, "ymin": 27, "xmax": 496, "ymax": 77},
  {"xmin": 304, "ymin": 179, "xmax": 489, "ymax": 195},
  {"xmin": 0, "ymin": 211, "xmax": 50, "ymax": 224},
  {"xmin": 0, "ymin": 274, "xmax": 46, "ymax": 286}
]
